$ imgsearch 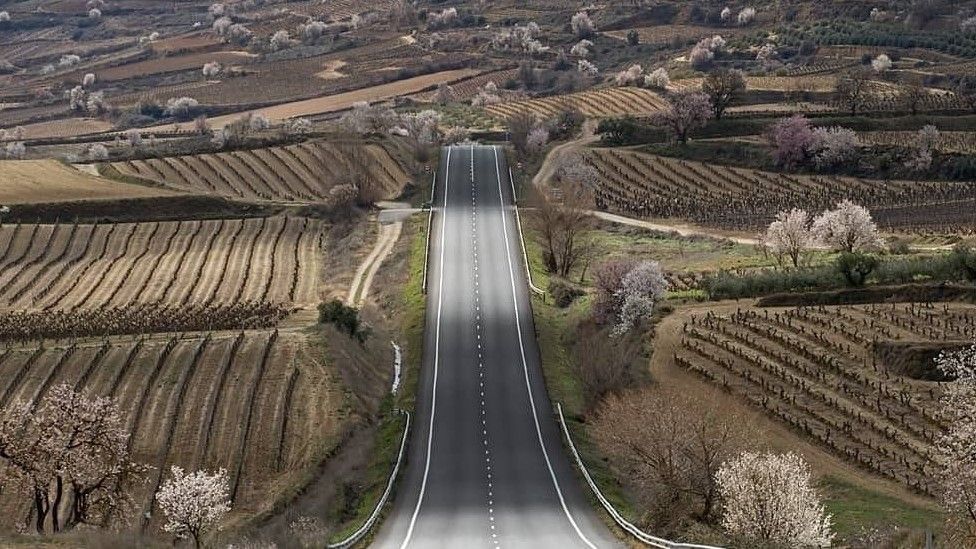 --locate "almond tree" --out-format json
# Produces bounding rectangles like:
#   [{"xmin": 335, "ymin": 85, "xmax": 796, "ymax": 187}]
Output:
[
  {"xmin": 761, "ymin": 208, "xmax": 814, "ymax": 267},
  {"xmin": 716, "ymin": 452, "xmax": 834, "ymax": 547},
  {"xmin": 644, "ymin": 67, "xmax": 669, "ymax": 89},
  {"xmin": 156, "ymin": 466, "xmax": 231, "ymax": 549},
  {"xmin": 811, "ymin": 200, "xmax": 881, "ymax": 253},
  {"xmin": 810, "ymin": 126, "xmax": 860, "ymax": 170},
  {"xmin": 0, "ymin": 385, "xmax": 148, "ymax": 533},
  {"xmin": 612, "ymin": 260, "xmax": 668, "ymax": 336},
  {"xmin": 570, "ymin": 11, "xmax": 595, "ymax": 38},
  {"xmin": 653, "ymin": 91, "xmax": 712, "ymax": 144},
  {"xmin": 767, "ymin": 115, "xmax": 815, "ymax": 169},
  {"xmin": 934, "ymin": 344, "xmax": 976, "ymax": 546}
]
